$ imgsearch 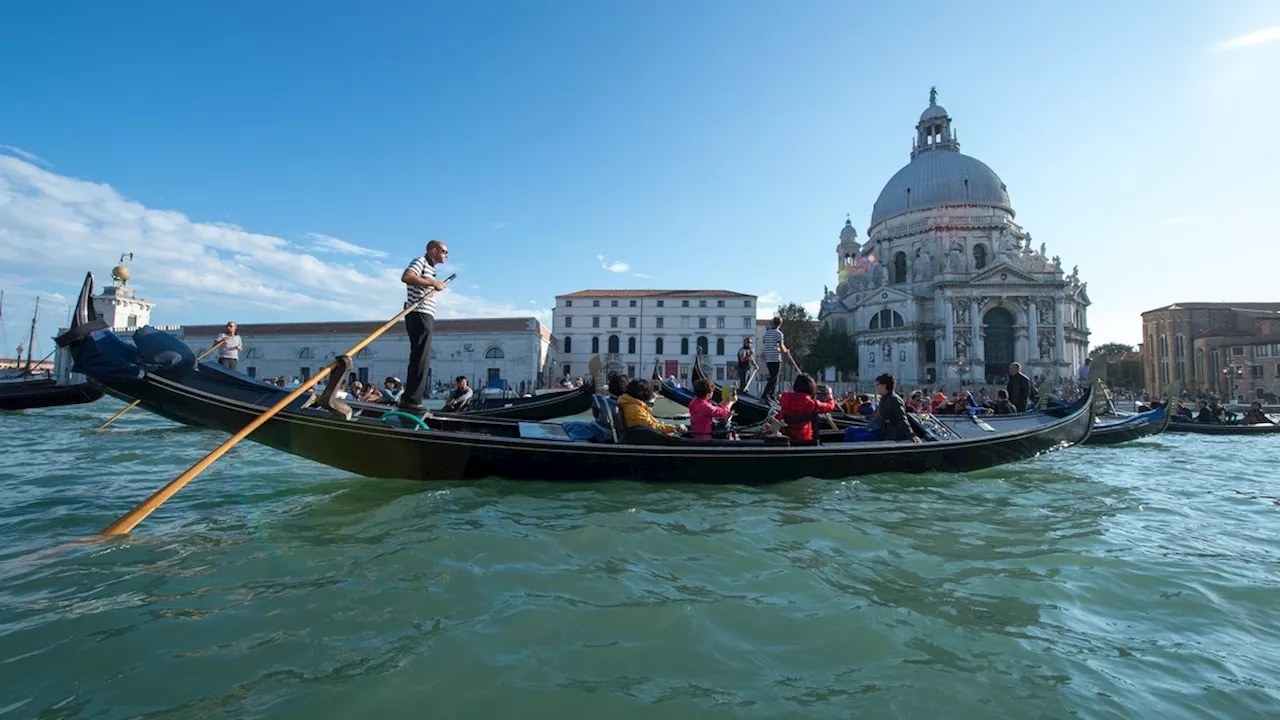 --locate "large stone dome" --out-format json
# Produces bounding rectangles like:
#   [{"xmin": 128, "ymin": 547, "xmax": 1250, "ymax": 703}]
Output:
[{"xmin": 869, "ymin": 151, "xmax": 1012, "ymax": 229}]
